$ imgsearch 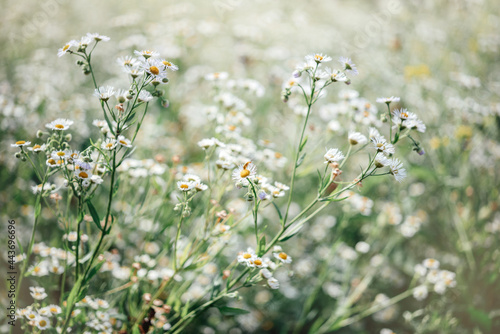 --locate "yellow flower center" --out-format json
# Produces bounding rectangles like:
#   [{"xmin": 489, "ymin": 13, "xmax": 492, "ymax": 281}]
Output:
[
  {"xmin": 63, "ymin": 44, "xmax": 70, "ymax": 51},
  {"xmin": 50, "ymin": 307, "xmax": 57, "ymax": 313},
  {"xmin": 34, "ymin": 266, "xmax": 41, "ymax": 273},
  {"xmin": 53, "ymin": 266, "xmax": 59, "ymax": 272},
  {"xmin": 33, "ymin": 144, "xmax": 41, "ymax": 149},
  {"xmin": 48, "ymin": 159, "xmax": 56, "ymax": 165},
  {"xmin": 228, "ymin": 125, "xmax": 237, "ymax": 131},
  {"xmin": 240, "ymin": 169, "xmax": 250, "ymax": 178},
  {"xmin": 275, "ymin": 152, "xmax": 282, "ymax": 159},
  {"xmin": 243, "ymin": 253, "xmax": 252, "ymax": 259},
  {"xmin": 401, "ymin": 112, "xmax": 409, "ymax": 118},
  {"xmin": 162, "ymin": 61, "xmax": 172, "ymax": 66},
  {"xmin": 279, "ymin": 252, "xmax": 288, "ymax": 260},
  {"xmin": 57, "ymin": 160, "xmax": 64, "ymax": 165},
  {"xmin": 16, "ymin": 140, "xmax": 25, "ymax": 145},
  {"xmin": 119, "ymin": 140, "xmax": 128, "ymax": 145},
  {"xmin": 55, "ymin": 124, "xmax": 65, "ymax": 129},
  {"xmin": 57, "ymin": 151, "xmax": 65, "ymax": 156},
  {"xmin": 149, "ymin": 66, "xmax": 160, "ymax": 75},
  {"xmin": 254, "ymin": 259, "xmax": 262, "ymax": 266},
  {"xmin": 39, "ymin": 320, "xmax": 47, "ymax": 327},
  {"xmin": 214, "ymin": 72, "xmax": 220, "ymax": 78},
  {"xmin": 79, "ymin": 171, "xmax": 89, "ymax": 179},
  {"xmin": 106, "ymin": 143, "xmax": 114, "ymax": 148},
  {"xmin": 315, "ymin": 55, "xmax": 323, "ymax": 61},
  {"xmin": 180, "ymin": 184, "xmax": 189, "ymax": 189},
  {"xmin": 29, "ymin": 314, "xmax": 36, "ymax": 319}
]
